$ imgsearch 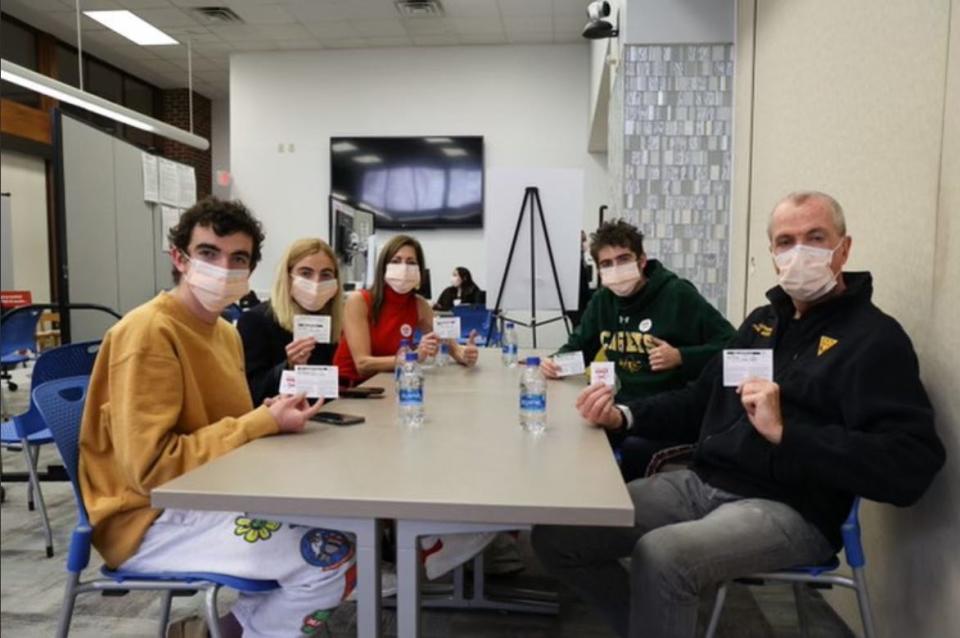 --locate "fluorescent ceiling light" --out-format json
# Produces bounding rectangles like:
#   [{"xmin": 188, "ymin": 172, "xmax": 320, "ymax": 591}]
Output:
[
  {"xmin": 441, "ymin": 147, "xmax": 468, "ymax": 157},
  {"xmin": 1, "ymin": 59, "xmax": 209, "ymax": 150},
  {"xmin": 425, "ymin": 137, "xmax": 453, "ymax": 144},
  {"xmin": 331, "ymin": 141, "xmax": 358, "ymax": 152},
  {"xmin": 84, "ymin": 10, "xmax": 178, "ymax": 46},
  {"xmin": 353, "ymin": 155, "xmax": 382, "ymax": 164}
]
